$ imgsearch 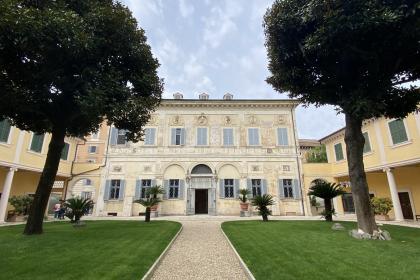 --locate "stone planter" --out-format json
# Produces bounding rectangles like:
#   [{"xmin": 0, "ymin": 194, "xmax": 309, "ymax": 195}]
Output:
[
  {"xmin": 7, "ymin": 215, "xmax": 26, "ymax": 222},
  {"xmin": 375, "ymin": 214, "xmax": 390, "ymax": 221},
  {"xmin": 240, "ymin": 202, "xmax": 249, "ymax": 211}
]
